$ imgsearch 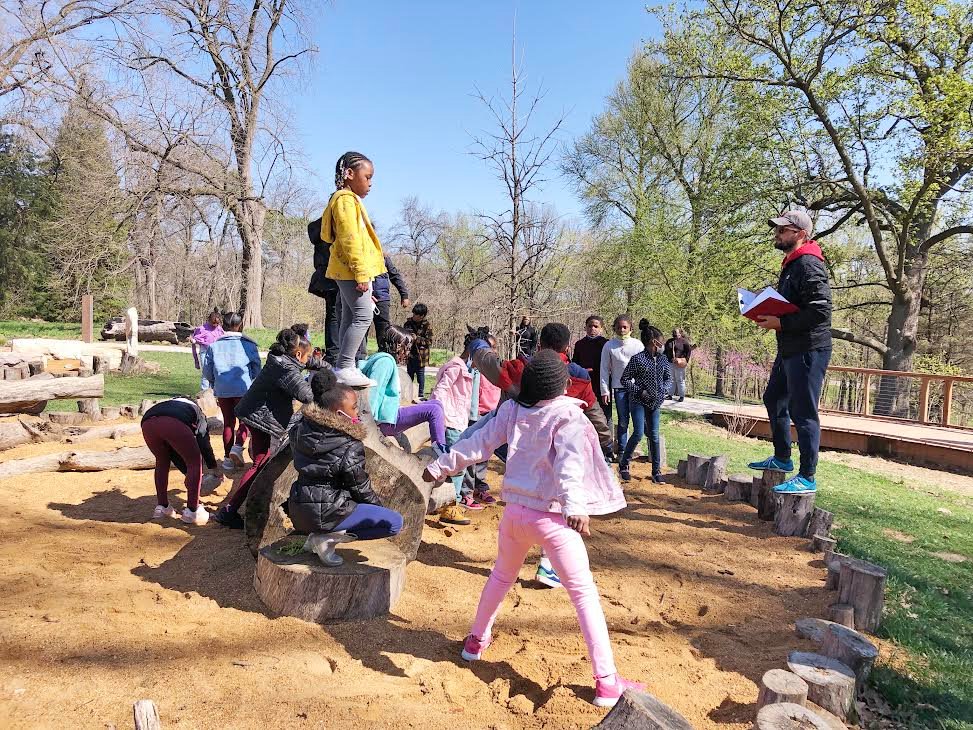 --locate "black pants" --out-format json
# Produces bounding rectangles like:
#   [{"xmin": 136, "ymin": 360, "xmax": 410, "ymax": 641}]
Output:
[
  {"xmin": 373, "ymin": 299, "xmax": 391, "ymax": 351},
  {"xmin": 407, "ymin": 358, "xmax": 426, "ymax": 397},
  {"xmin": 323, "ymin": 289, "xmax": 340, "ymax": 367}
]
